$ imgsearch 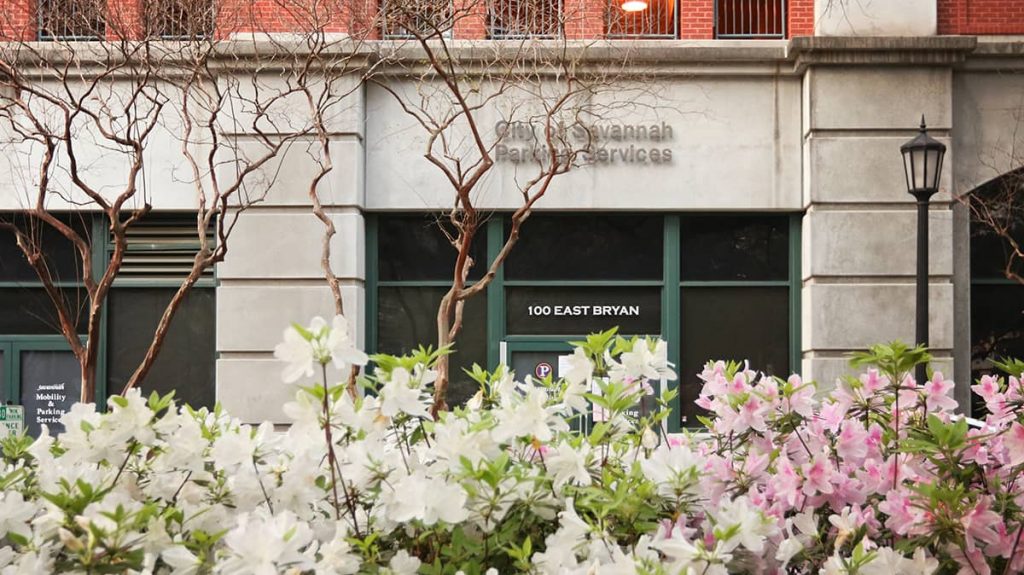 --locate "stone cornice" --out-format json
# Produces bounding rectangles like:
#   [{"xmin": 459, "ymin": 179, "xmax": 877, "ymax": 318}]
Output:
[
  {"xmin": 5, "ymin": 35, "xmax": 1024, "ymax": 78},
  {"xmin": 787, "ymin": 36, "xmax": 979, "ymax": 73}
]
